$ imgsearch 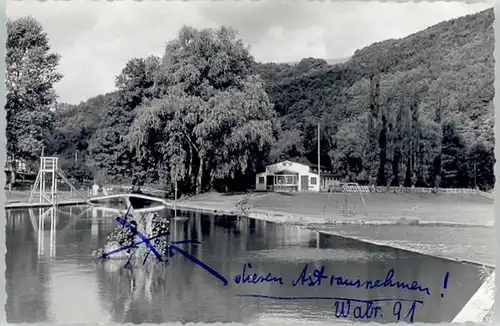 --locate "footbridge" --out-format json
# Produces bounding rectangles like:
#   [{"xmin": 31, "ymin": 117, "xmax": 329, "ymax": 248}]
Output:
[
  {"xmin": 6, "ymin": 191, "xmax": 173, "ymax": 210},
  {"xmin": 88, "ymin": 193, "xmax": 169, "ymax": 206},
  {"xmin": 88, "ymin": 193, "xmax": 172, "ymax": 213}
]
